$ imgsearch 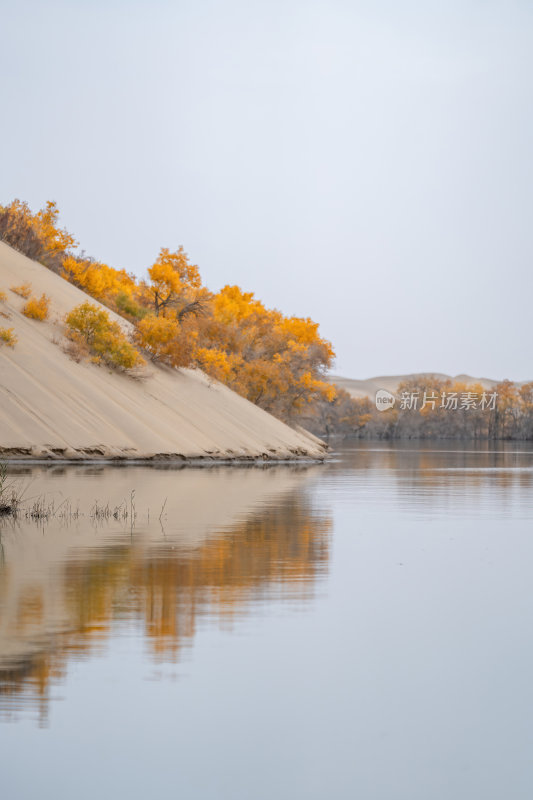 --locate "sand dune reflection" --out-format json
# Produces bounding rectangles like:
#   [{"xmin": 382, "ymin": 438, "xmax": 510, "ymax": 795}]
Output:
[{"xmin": 0, "ymin": 465, "xmax": 331, "ymax": 724}]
